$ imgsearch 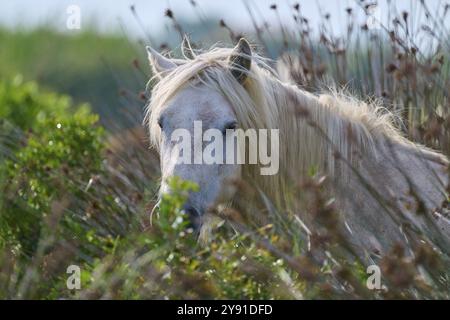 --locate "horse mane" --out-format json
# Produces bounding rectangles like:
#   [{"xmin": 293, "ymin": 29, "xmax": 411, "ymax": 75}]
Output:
[{"xmin": 145, "ymin": 43, "xmax": 412, "ymax": 203}]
